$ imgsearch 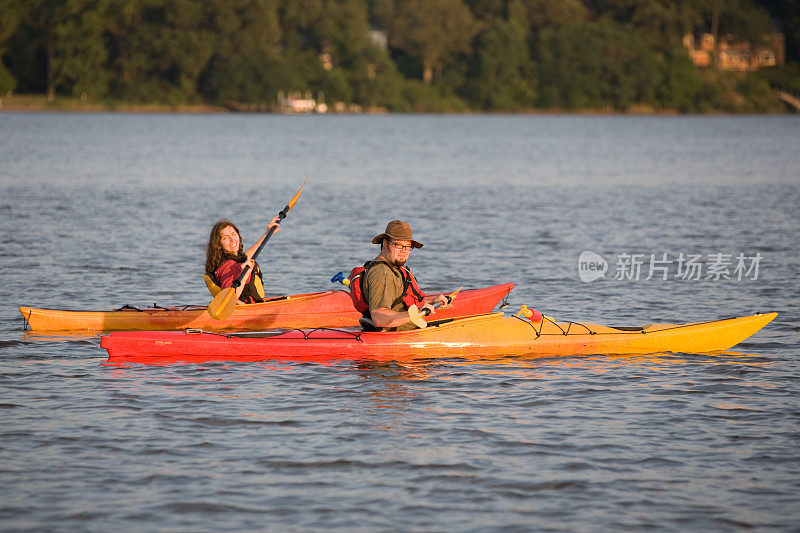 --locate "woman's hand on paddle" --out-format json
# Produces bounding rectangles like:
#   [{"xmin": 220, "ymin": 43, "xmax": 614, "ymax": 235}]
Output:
[
  {"xmin": 434, "ymin": 294, "xmax": 450, "ymax": 308},
  {"xmin": 241, "ymin": 257, "xmax": 256, "ymax": 281},
  {"xmin": 245, "ymin": 217, "xmax": 281, "ymax": 259}
]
